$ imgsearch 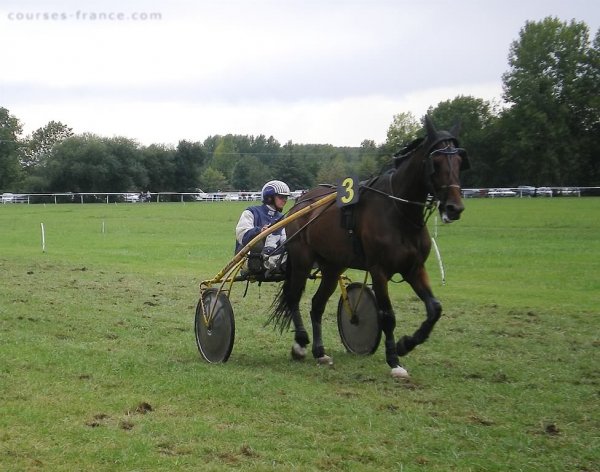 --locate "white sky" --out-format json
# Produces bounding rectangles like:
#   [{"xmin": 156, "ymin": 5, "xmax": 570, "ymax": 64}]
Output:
[{"xmin": 1, "ymin": 0, "xmax": 599, "ymax": 146}]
